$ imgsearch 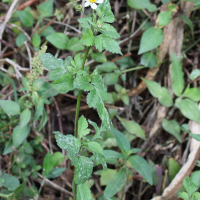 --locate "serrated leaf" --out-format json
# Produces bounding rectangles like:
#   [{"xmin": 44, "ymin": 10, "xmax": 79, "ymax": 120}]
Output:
[
  {"xmin": 175, "ymin": 98, "xmax": 200, "ymax": 124},
  {"xmin": 80, "ymin": 29, "xmax": 95, "ymax": 46},
  {"xmin": 104, "ymin": 168, "xmax": 127, "ymax": 199},
  {"xmin": 100, "ymin": 24, "xmax": 120, "ymax": 39},
  {"xmin": 87, "ymin": 142, "xmax": 103, "ymax": 154},
  {"xmin": 127, "ymin": 0, "xmax": 157, "ymax": 12},
  {"xmin": 111, "ymin": 127, "xmax": 130, "ymax": 154},
  {"xmin": 0, "ymin": 100, "xmax": 20, "ymax": 116},
  {"xmin": 162, "ymin": 119, "xmax": 181, "ymax": 142},
  {"xmin": 20, "ymin": 108, "xmax": 31, "ymax": 129},
  {"xmin": 77, "ymin": 183, "xmax": 92, "ymax": 200},
  {"xmin": 78, "ymin": 115, "xmax": 90, "ymax": 138},
  {"xmin": 74, "ymin": 156, "xmax": 93, "ymax": 184},
  {"xmin": 73, "ymin": 75, "xmax": 93, "ymax": 91},
  {"xmin": 40, "ymin": 53, "xmax": 63, "ymax": 70},
  {"xmin": 48, "ymin": 68, "xmax": 67, "ymax": 81},
  {"xmin": 46, "ymin": 33, "xmax": 69, "ymax": 50},
  {"xmin": 183, "ymin": 177, "xmax": 198, "ymax": 197},
  {"xmin": 117, "ymin": 116, "xmax": 146, "ymax": 140},
  {"xmin": 171, "ymin": 51, "xmax": 184, "ymax": 96},
  {"xmin": 128, "ymin": 155, "xmax": 153, "ymax": 185},
  {"xmin": 95, "ymin": 35, "xmax": 122, "ymax": 55},
  {"xmin": 93, "ymin": 153, "xmax": 107, "ymax": 170},
  {"xmin": 138, "ymin": 27, "xmax": 163, "ymax": 54},
  {"xmin": 87, "ymin": 73, "xmax": 111, "ymax": 129},
  {"xmin": 78, "ymin": 16, "xmax": 92, "ymax": 29},
  {"xmin": 51, "ymin": 73, "xmax": 74, "ymax": 93},
  {"xmin": 54, "ymin": 131, "xmax": 81, "ymax": 164}
]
